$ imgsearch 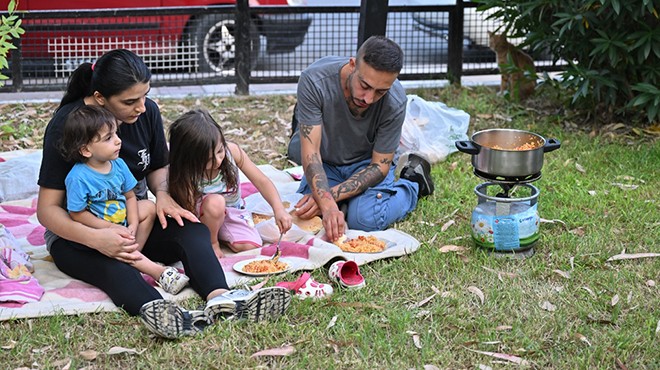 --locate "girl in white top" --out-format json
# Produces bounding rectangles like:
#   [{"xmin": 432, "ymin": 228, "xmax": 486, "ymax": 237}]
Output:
[{"xmin": 168, "ymin": 109, "xmax": 292, "ymax": 258}]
